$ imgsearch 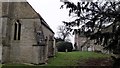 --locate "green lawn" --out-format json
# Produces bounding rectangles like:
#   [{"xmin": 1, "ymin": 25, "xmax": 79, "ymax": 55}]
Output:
[
  {"xmin": 45, "ymin": 51, "xmax": 111, "ymax": 66},
  {"xmin": 2, "ymin": 51, "xmax": 111, "ymax": 67},
  {"xmin": 0, "ymin": 64, "xmax": 2, "ymax": 68}
]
